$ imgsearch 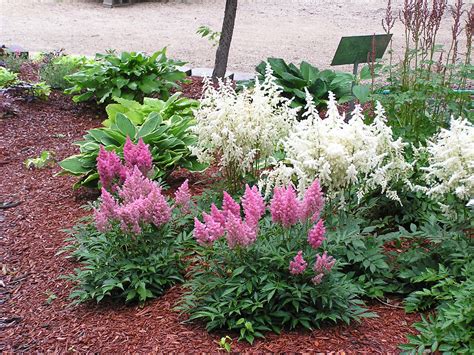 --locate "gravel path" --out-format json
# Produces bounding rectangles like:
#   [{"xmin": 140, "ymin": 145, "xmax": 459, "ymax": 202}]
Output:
[{"xmin": 0, "ymin": 0, "xmax": 470, "ymax": 72}]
